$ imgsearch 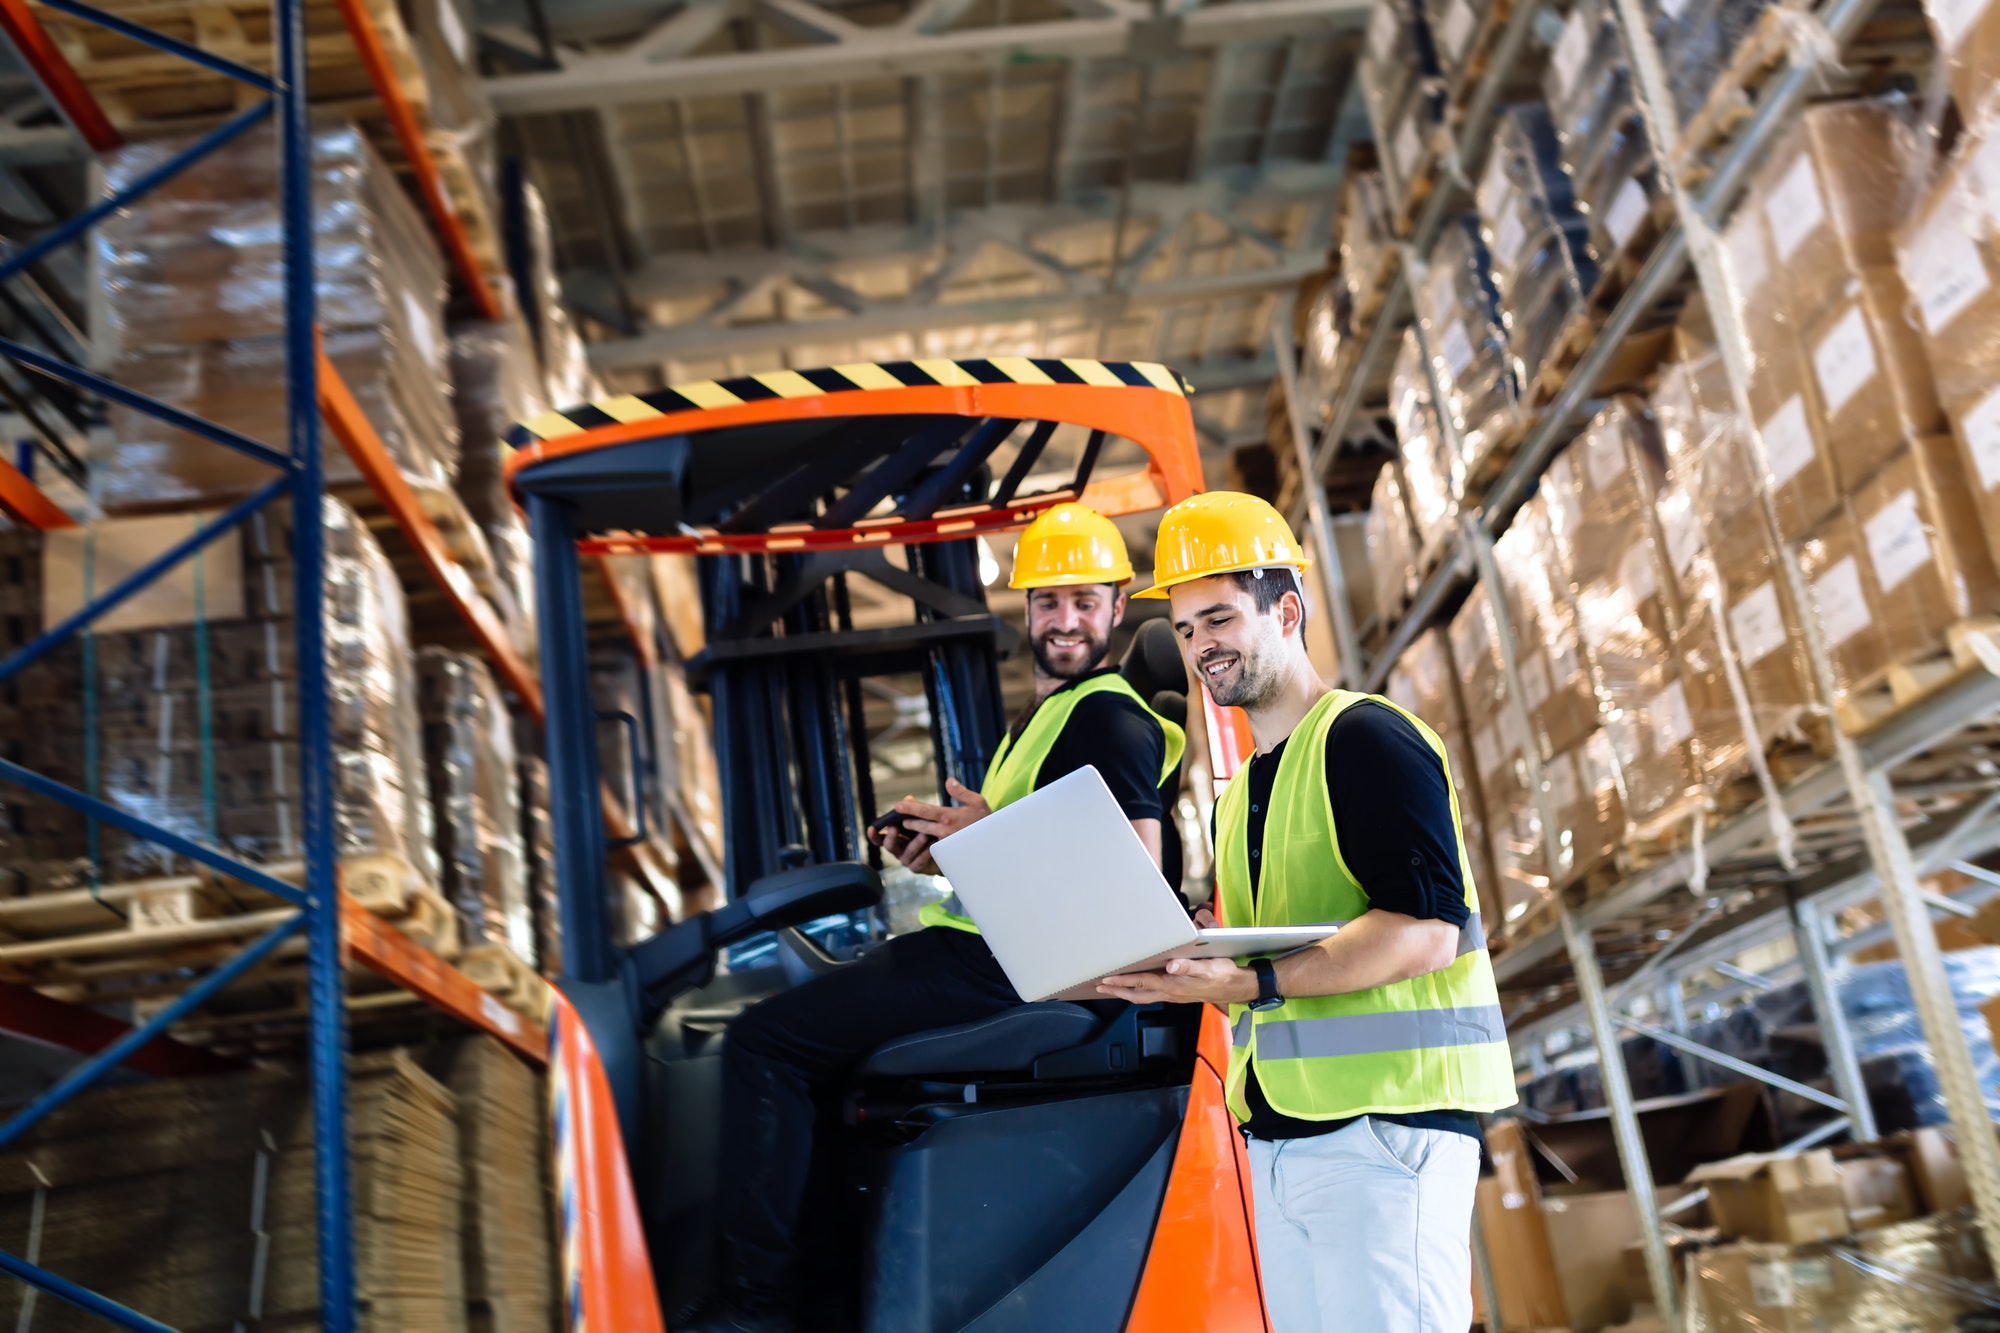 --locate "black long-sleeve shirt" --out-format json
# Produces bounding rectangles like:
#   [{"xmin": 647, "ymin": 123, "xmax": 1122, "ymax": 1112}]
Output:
[{"xmin": 1232, "ymin": 700, "xmax": 1482, "ymax": 1142}]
